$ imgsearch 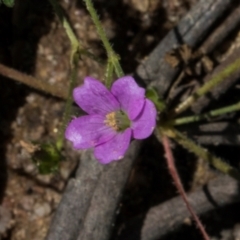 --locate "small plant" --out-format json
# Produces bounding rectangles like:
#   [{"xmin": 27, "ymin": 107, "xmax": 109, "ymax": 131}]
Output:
[
  {"xmin": 49, "ymin": 1, "xmax": 240, "ymax": 238},
  {"xmin": 0, "ymin": 0, "xmax": 240, "ymax": 239}
]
